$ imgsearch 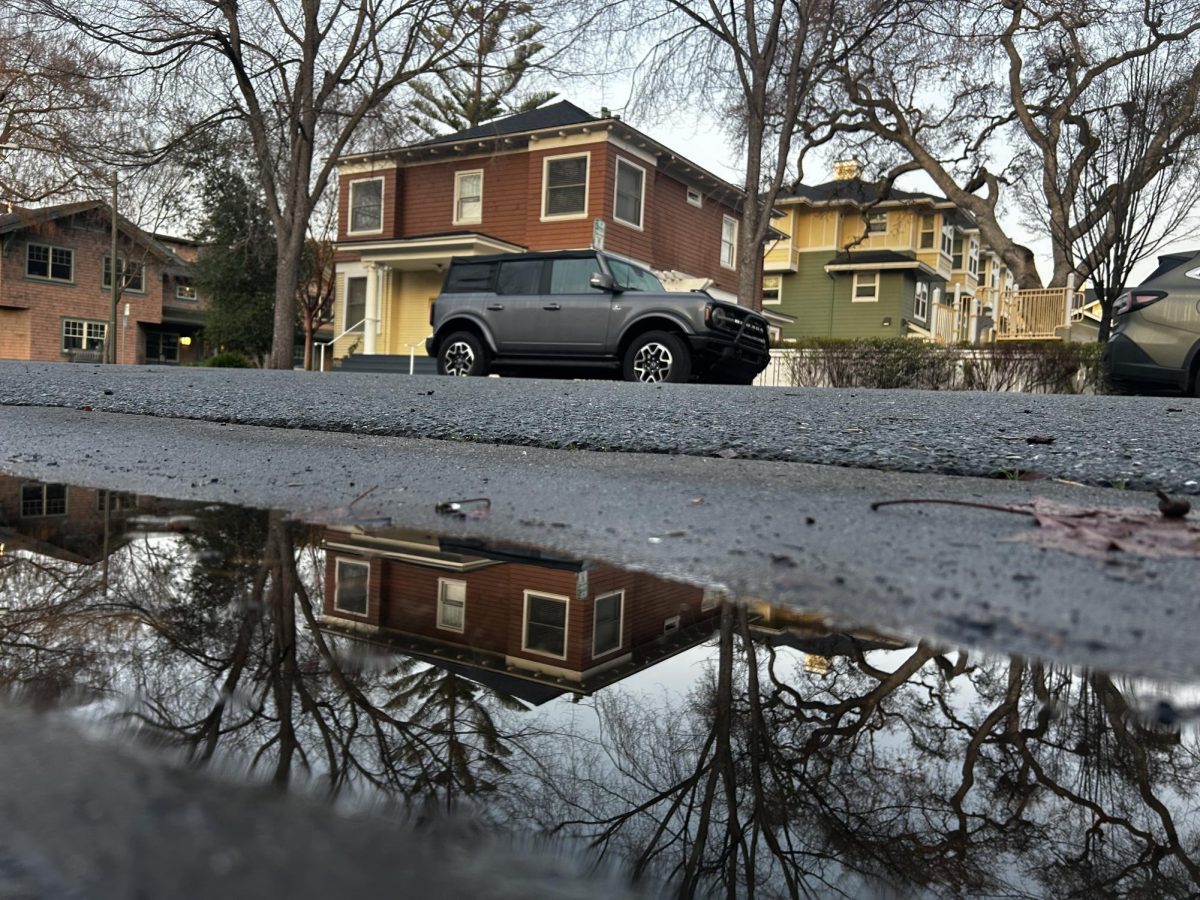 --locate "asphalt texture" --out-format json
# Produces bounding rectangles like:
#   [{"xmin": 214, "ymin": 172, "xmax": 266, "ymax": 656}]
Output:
[
  {"xmin": 3, "ymin": 361, "xmax": 1200, "ymax": 898},
  {"xmin": 1, "ymin": 359, "xmax": 1197, "ymax": 493}
]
